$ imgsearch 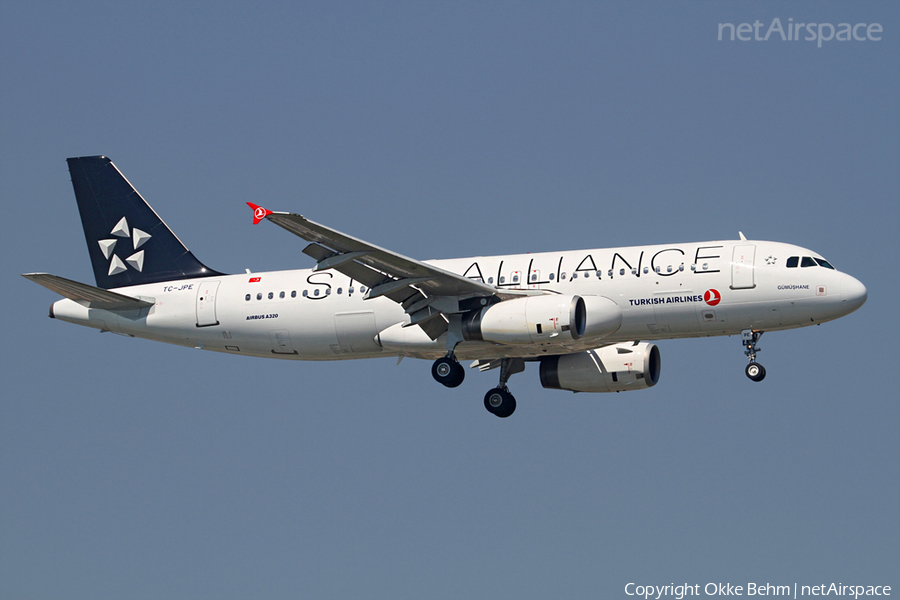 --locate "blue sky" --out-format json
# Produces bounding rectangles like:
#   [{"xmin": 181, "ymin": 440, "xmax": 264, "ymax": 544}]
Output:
[{"xmin": 1, "ymin": 2, "xmax": 897, "ymax": 598}]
